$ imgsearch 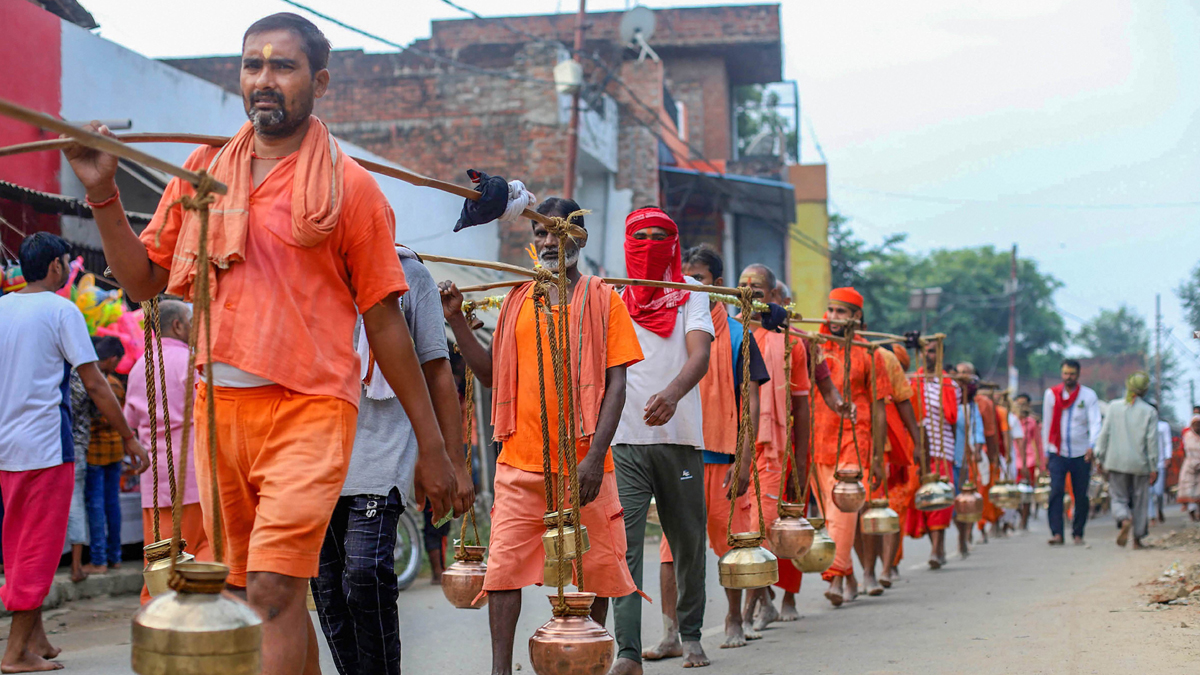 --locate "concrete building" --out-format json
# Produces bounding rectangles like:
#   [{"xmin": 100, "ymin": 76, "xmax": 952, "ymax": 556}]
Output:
[{"xmin": 168, "ymin": 4, "xmax": 831, "ymax": 295}]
